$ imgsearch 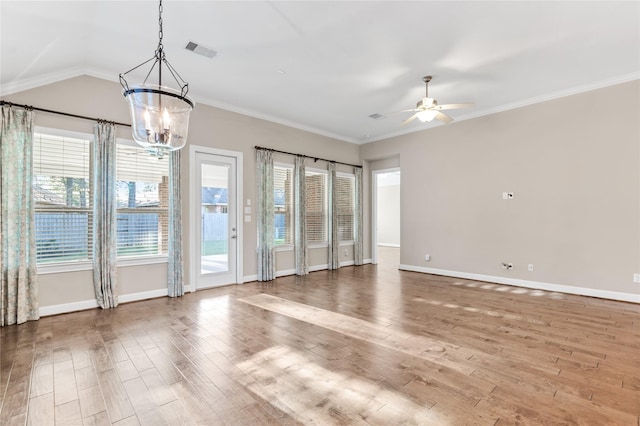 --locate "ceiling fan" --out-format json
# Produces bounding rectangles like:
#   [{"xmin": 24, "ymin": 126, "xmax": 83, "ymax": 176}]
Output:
[{"xmin": 392, "ymin": 76, "xmax": 474, "ymax": 125}]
